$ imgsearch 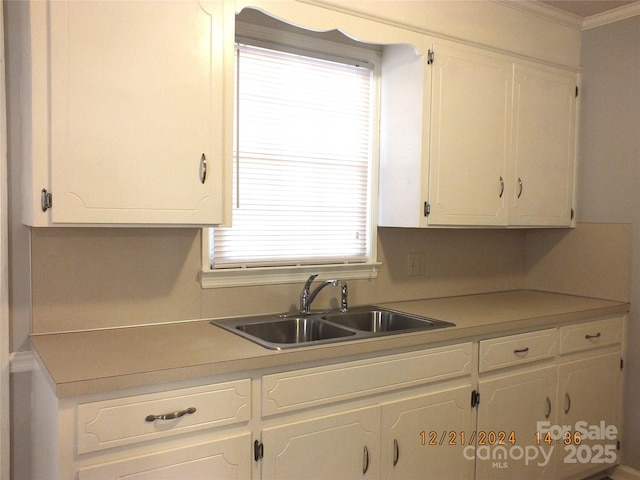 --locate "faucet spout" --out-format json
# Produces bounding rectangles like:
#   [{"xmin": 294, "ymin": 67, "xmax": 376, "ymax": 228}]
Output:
[{"xmin": 299, "ymin": 275, "xmax": 347, "ymax": 314}]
